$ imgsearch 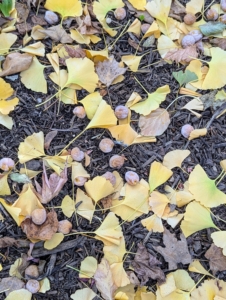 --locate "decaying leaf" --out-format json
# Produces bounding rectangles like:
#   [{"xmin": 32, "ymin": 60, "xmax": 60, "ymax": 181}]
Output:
[
  {"xmin": 21, "ymin": 210, "xmax": 58, "ymax": 241},
  {"xmin": 139, "ymin": 108, "xmax": 170, "ymax": 136},
  {"xmin": 200, "ymin": 90, "xmax": 226, "ymax": 111},
  {"xmin": 96, "ymin": 57, "xmax": 127, "ymax": 87},
  {"xmin": 0, "ymin": 237, "xmax": 25, "ymax": 248},
  {"xmin": 94, "ymin": 258, "xmax": 117, "ymax": 300},
  {"xmin": 44, "ymin": 130, "xmax": 58, "ymax": 150},
  {"xmin": 164, "ymin": 45, "xmax": 198, "ymax": 64},
  {"xmin": 154, "ymin": 228, "xmax": 192, "ymax": 270},
  {"xmin": 205, "ymin": 244, "xmax": 226, "ymax": 275},
  {"xmin": 131, "ymin": 243, "xmax": 165, "ymax": 285},
  {"xmin": 0, "ymin": 277, "xmax": 25, "ymax": 296},
  {"xmin": 38, "ymin": 25, "xmax": 73, "ymax": 43},
  {"xmin": 35, "ymin": 163, "xmax": 67, "ymax": 204},
  {"xmin": 0, "ymin": 53, "xmax": 33, "ymax": 77},
  {"xmin": 211, "ymin": 38, "xmax": 226, "ymax": 50}
]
